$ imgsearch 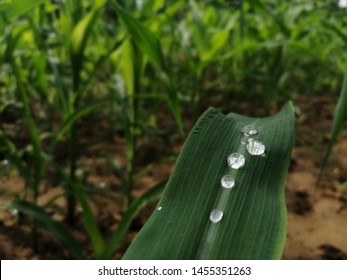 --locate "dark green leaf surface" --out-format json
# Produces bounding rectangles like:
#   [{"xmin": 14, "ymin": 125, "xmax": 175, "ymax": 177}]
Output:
[{"xmin": 123, "ymin": 103, "xmax": 295, "ymax": 259}]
